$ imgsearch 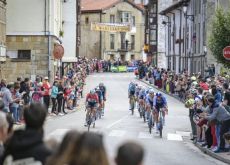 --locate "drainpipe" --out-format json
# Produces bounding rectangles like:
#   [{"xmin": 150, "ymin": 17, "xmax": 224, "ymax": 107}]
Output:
[
  {"xmin": 177, "ymin": 9, "xmax": 182, "ymax": 74},
  {"xmin": 47, "ymin": 0, "xmax": 51, "ymax": 79},
  {"xmin": 100, "ymin": 11, "xmax": 103, "ymax": 59}
]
